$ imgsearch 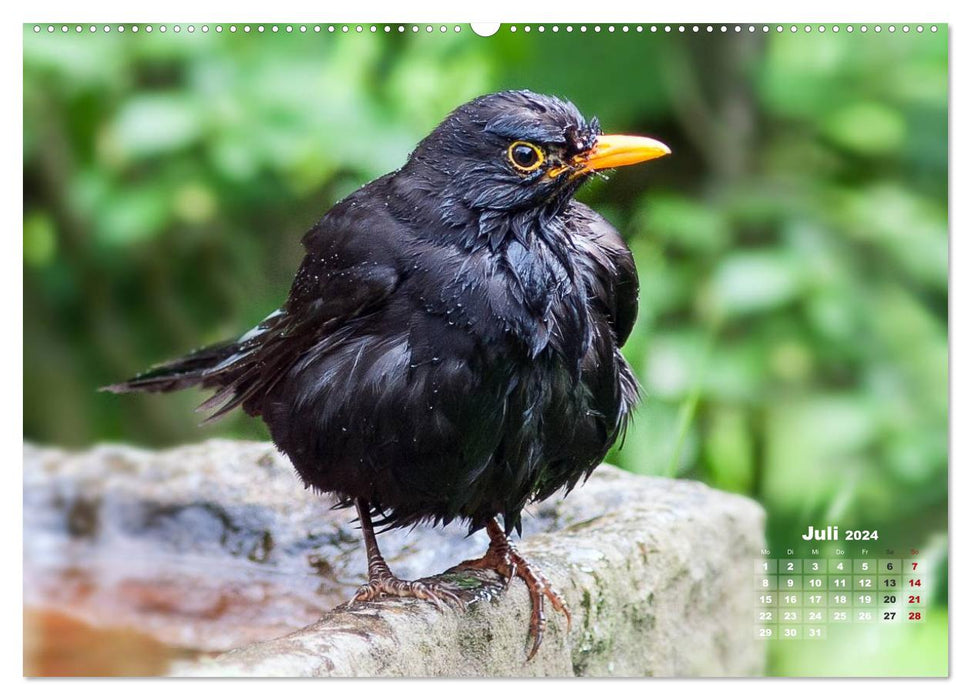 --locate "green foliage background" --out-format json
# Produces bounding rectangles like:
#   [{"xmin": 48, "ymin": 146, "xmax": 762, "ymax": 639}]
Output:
[{"xmin": 23, "ymin": 25, "xmax": 948, "ymax": 675}]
